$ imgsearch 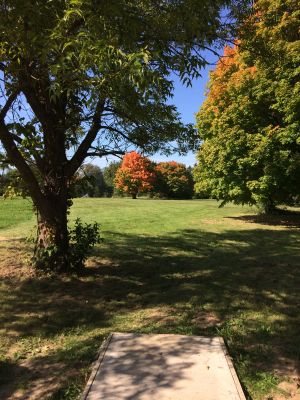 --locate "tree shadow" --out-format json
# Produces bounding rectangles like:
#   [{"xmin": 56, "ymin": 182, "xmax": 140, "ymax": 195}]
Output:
[
  {"xmin": 91, "ymin": 227, "xmax": 300, "ymax": 381},
  {"xmin": 1, "ymin": 225, "xmax": 299, "ymax": 397},
  {"xmin": 0, "ymin": 359, "xmax": 32, "ymax": 399},
  {"xmin": 226, "ymin": 208, "xmax": 300, "ymax": 228}
]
